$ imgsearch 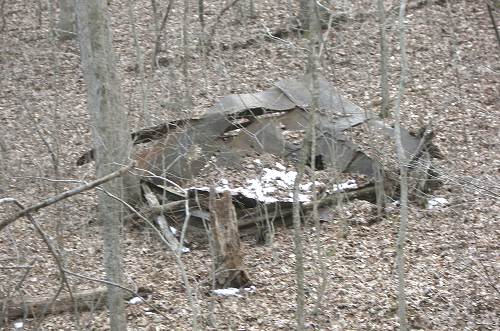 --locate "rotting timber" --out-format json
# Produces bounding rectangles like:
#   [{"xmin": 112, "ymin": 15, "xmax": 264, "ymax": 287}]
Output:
[{"xmin": 77, "ymin": 75, "xmax": 442, "ymax": 232}]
